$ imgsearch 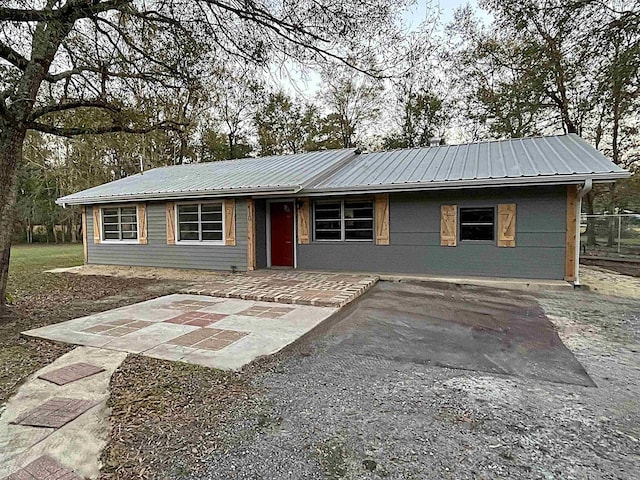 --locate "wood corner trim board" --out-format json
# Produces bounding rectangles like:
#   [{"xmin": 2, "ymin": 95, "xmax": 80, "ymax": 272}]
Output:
[{"xmin": 565, "ymin": 185, "xmax": 578, "ymax": 281}]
